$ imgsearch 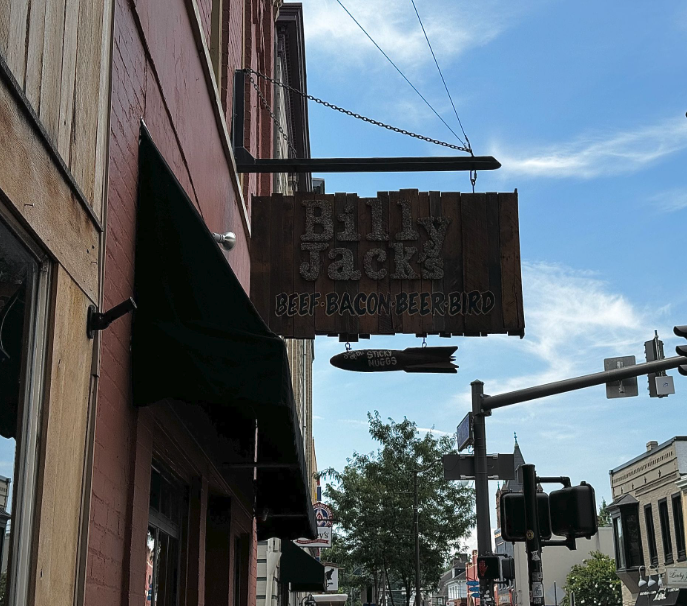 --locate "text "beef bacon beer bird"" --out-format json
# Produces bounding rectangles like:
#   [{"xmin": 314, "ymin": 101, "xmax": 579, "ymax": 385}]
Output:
[{"xmin": 330, "ymin": 346, "xmax": 458, "ymax": 374}]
